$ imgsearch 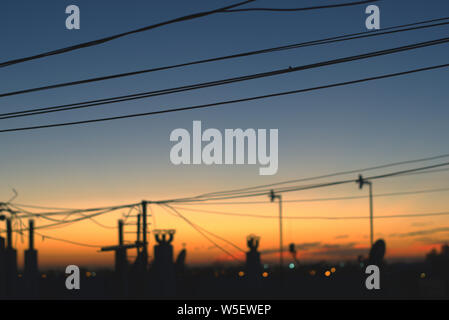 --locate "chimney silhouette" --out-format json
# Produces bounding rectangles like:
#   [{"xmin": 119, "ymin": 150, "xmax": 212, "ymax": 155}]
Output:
[
  {"xmin": 4, "ymin": 219, "xmax": 18, "ymax": 297},
  {"xmin": 0, "ymin": 236, "xmax": 5, "ymax": 297}
]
